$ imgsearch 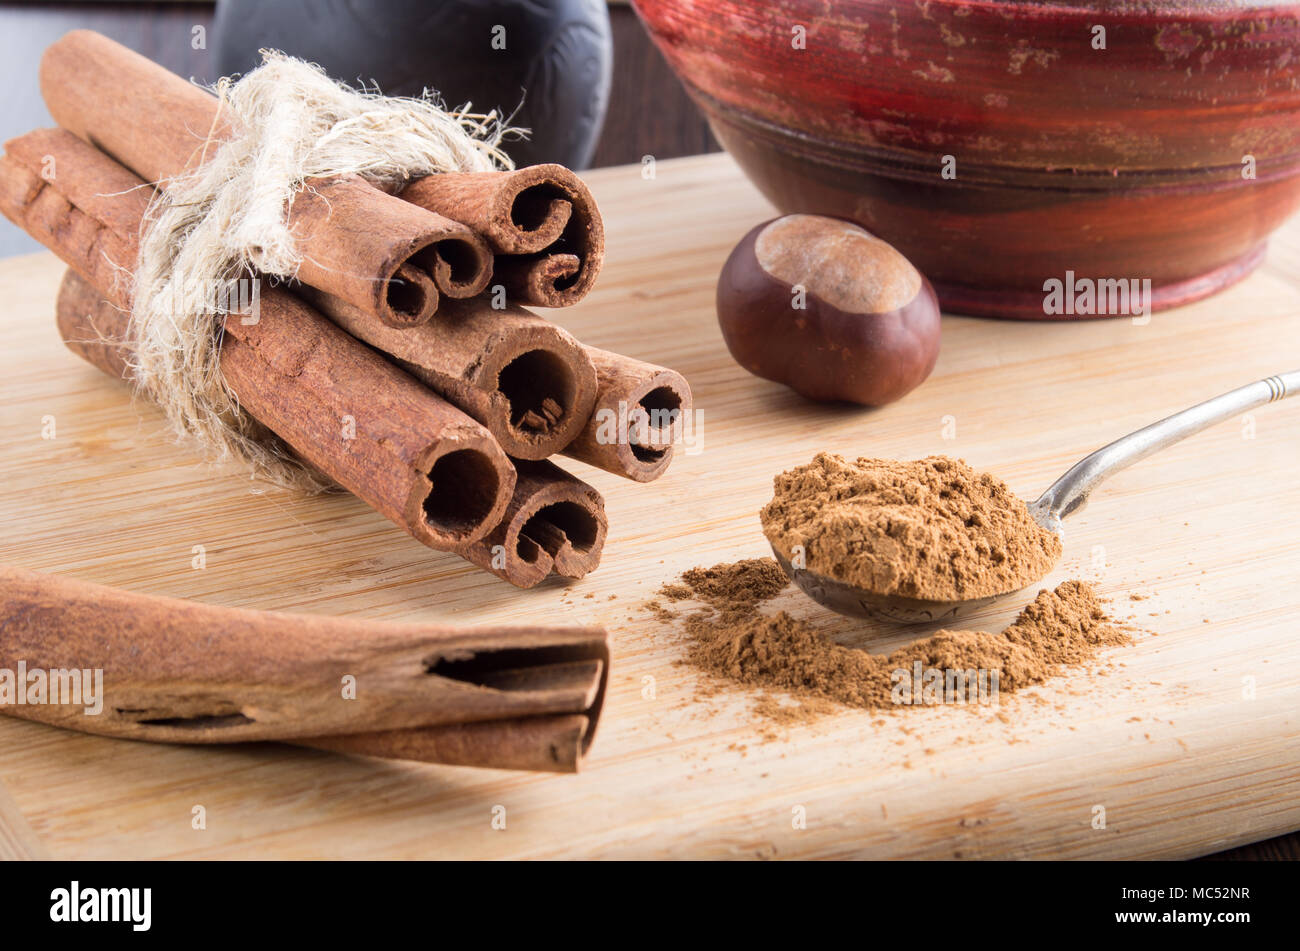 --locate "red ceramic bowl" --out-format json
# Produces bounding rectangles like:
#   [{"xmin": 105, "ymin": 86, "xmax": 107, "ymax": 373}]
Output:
[{"xmin": 633, "ymin": 0, "xmax": 1300, "ymax": 318}]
